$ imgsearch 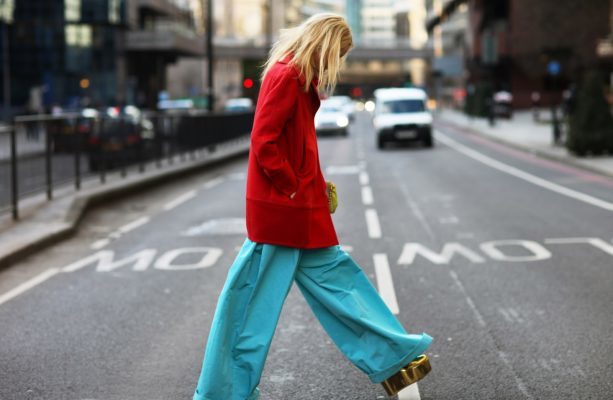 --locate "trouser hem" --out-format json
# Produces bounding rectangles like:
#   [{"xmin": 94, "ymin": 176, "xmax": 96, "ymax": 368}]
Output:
[{"xmin": 367, "ymin": 333, "xmax": 433, "ymax": 384}]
